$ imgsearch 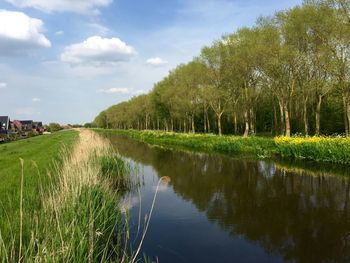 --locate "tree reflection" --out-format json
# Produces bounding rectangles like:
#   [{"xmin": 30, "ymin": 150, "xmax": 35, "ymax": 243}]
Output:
[{"xmin": 109, "ymin": 135, "xmax": 350, "ymax": 263}]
